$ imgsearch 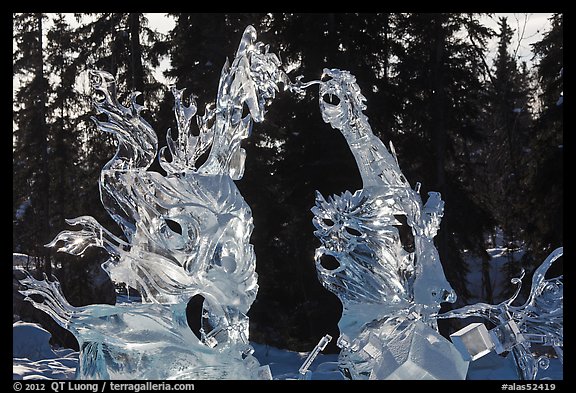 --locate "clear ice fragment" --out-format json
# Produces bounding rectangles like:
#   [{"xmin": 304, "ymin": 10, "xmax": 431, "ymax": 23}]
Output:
[
  {"xmin": 490, "ymin": 320, "xmax": 525, "ymax": 354},
  {"xmin": 450, "ymin": 322, "xmax": 495, "ymax": 361},
  {"xmin": 299, "ymin": 335, "xmax": 332, "ymax": 379}
]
